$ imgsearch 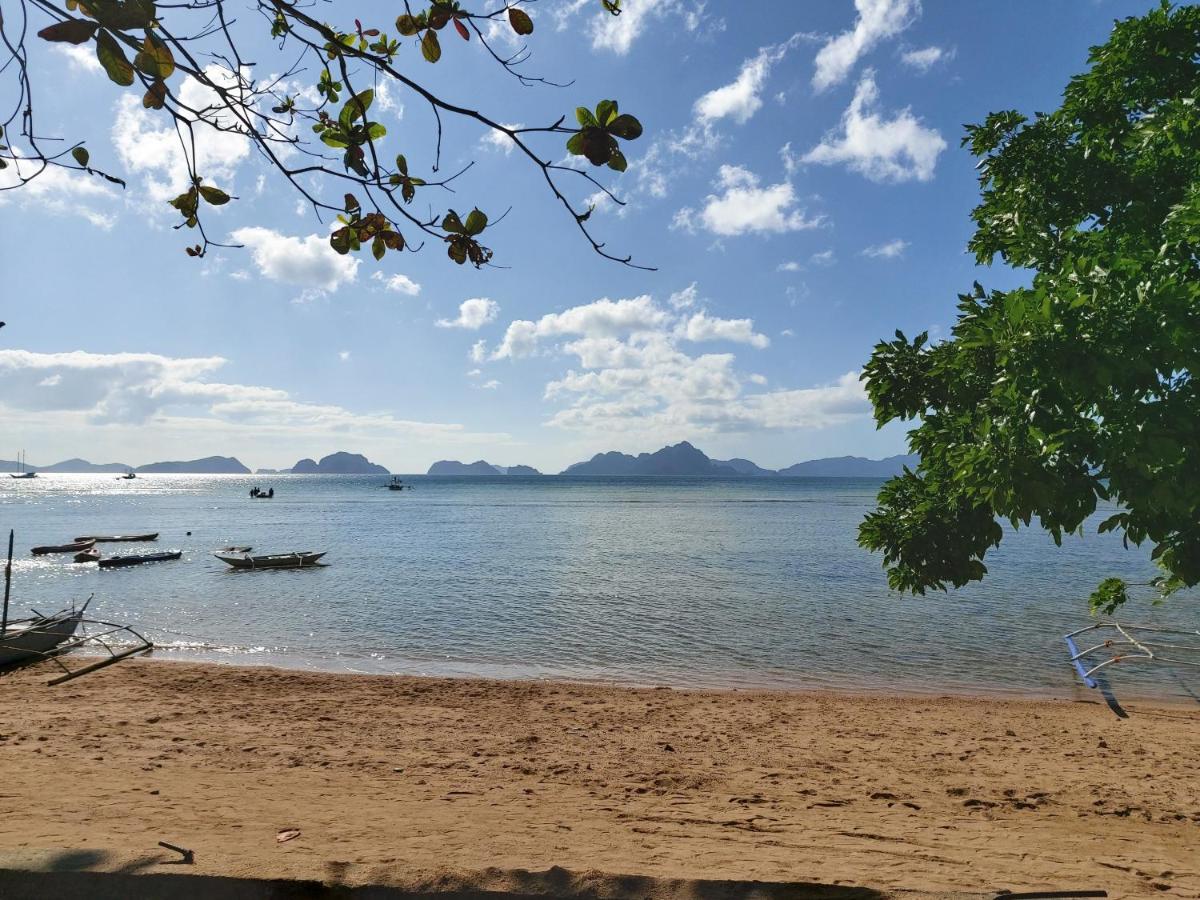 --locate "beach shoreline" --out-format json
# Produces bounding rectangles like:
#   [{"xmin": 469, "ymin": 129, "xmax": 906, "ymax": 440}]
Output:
[{"xmin": 1, "ymin": 658, "xmax": 1197, "ymax": 897}]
